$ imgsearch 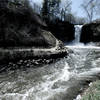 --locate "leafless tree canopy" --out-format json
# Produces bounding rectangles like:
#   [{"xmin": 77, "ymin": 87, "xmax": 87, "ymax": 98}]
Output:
[{"xmin": 82, "ymin": 0, "xmax": 100, "ymax": 22}]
